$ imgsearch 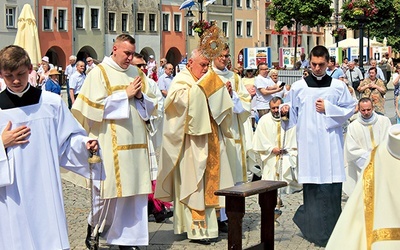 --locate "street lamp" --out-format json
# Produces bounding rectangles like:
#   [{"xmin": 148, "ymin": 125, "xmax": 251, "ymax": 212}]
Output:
[
  {"xmin": 355, "ymin": 14, "xmax": 367, "ymax": 74},
  {"xmin": 180, "ymin": 0, "xmax": 206, "ymax": 22}
]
